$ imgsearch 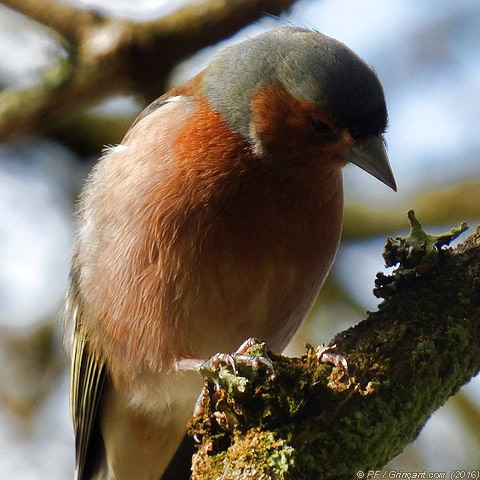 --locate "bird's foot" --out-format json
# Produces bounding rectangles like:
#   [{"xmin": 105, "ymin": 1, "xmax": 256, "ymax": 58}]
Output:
[
  {"xmin": 200, "ymin": 337, "xmax": 274, "ymax": 378},
  {"xmin": 313, "ymin": 343, "xmax": 348, "ymax": 373},
  {"xmin": 198, "ymin": 337, "xmax": 274, "ymax": 381},
  {"xmin": 192, "ymin": 385, "xmax": 211, "ymax": 427},
  {"xmin": 192, "ymin": 338, "xmax": 274, "ymax": 426}
]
